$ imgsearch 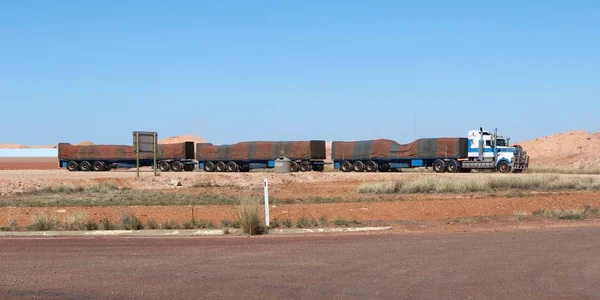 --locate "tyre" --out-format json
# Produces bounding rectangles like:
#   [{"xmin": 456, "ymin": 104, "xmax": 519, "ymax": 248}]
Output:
[
  {"xmin": 378, "ymin": 163, "xmax": 390, "ymax": 172},
  {"xmin": 300, "ymin": 161, "xmax": 312, "ymax": 172},
  {"xmin": 171, "ymin": 161, "xmax": 184, "ymax": 172},
  {"xmin": 433, "ymin": 159, "xmax": 445, "ymax": 173},
  {"xmin": 79, "ymin": 161, "xmax": 91, "ymax": 172},
  {"xmin": 365, "ymin": 160, "xmax": 378, "ymax": 172},
  {"xmin": 497, "ymin": 161, "xmax": 510, "ymax": 173},
  {"xmin": 203, "ymin": 161, "xmax": 215, "ymax": 172},
  {"xmin": 226, "ymin": 161, "xmax": 238, "ymax": 172},
  {"xmin": 92, "ymin": 161, "xmax": 105, "ymax": 172},
  {"xmin": 183, "ymin": 164, "xmax": 195, "ymax": 172},
  {"xmin": 158, "ymin": 161, "xmax": 170, "ymax": 172},
  {"xmin": 353, "ymin": 161, "xmax": 365, "ymax": 172},
  {"xmin": 340, "ymin": 161, "xmax": 352, "ymax": 172},
  {"xmin": 313, "ymin": 164, "xmax": 324, "ymax": 172},
  {"xmin": 240, "ymin": 164, "xmax": 251, "ymax": 172},
  {"xmin": 446, "ymin": 160, "xmax": 460, "ymax": 173},
  {"xmin": 216, "ymin": 161, "xmax": 226, "ymax": 172},
  {"xmin": 290, "ymin": 161, "xmax": 300, "ymax": 172},
  {"xmin": 66, "ymin": 161, "xmax": 79, "ymax": 172},
  {"xmin": 104, "ymin": 164, "xmax": 112, "ymax": 171}
]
